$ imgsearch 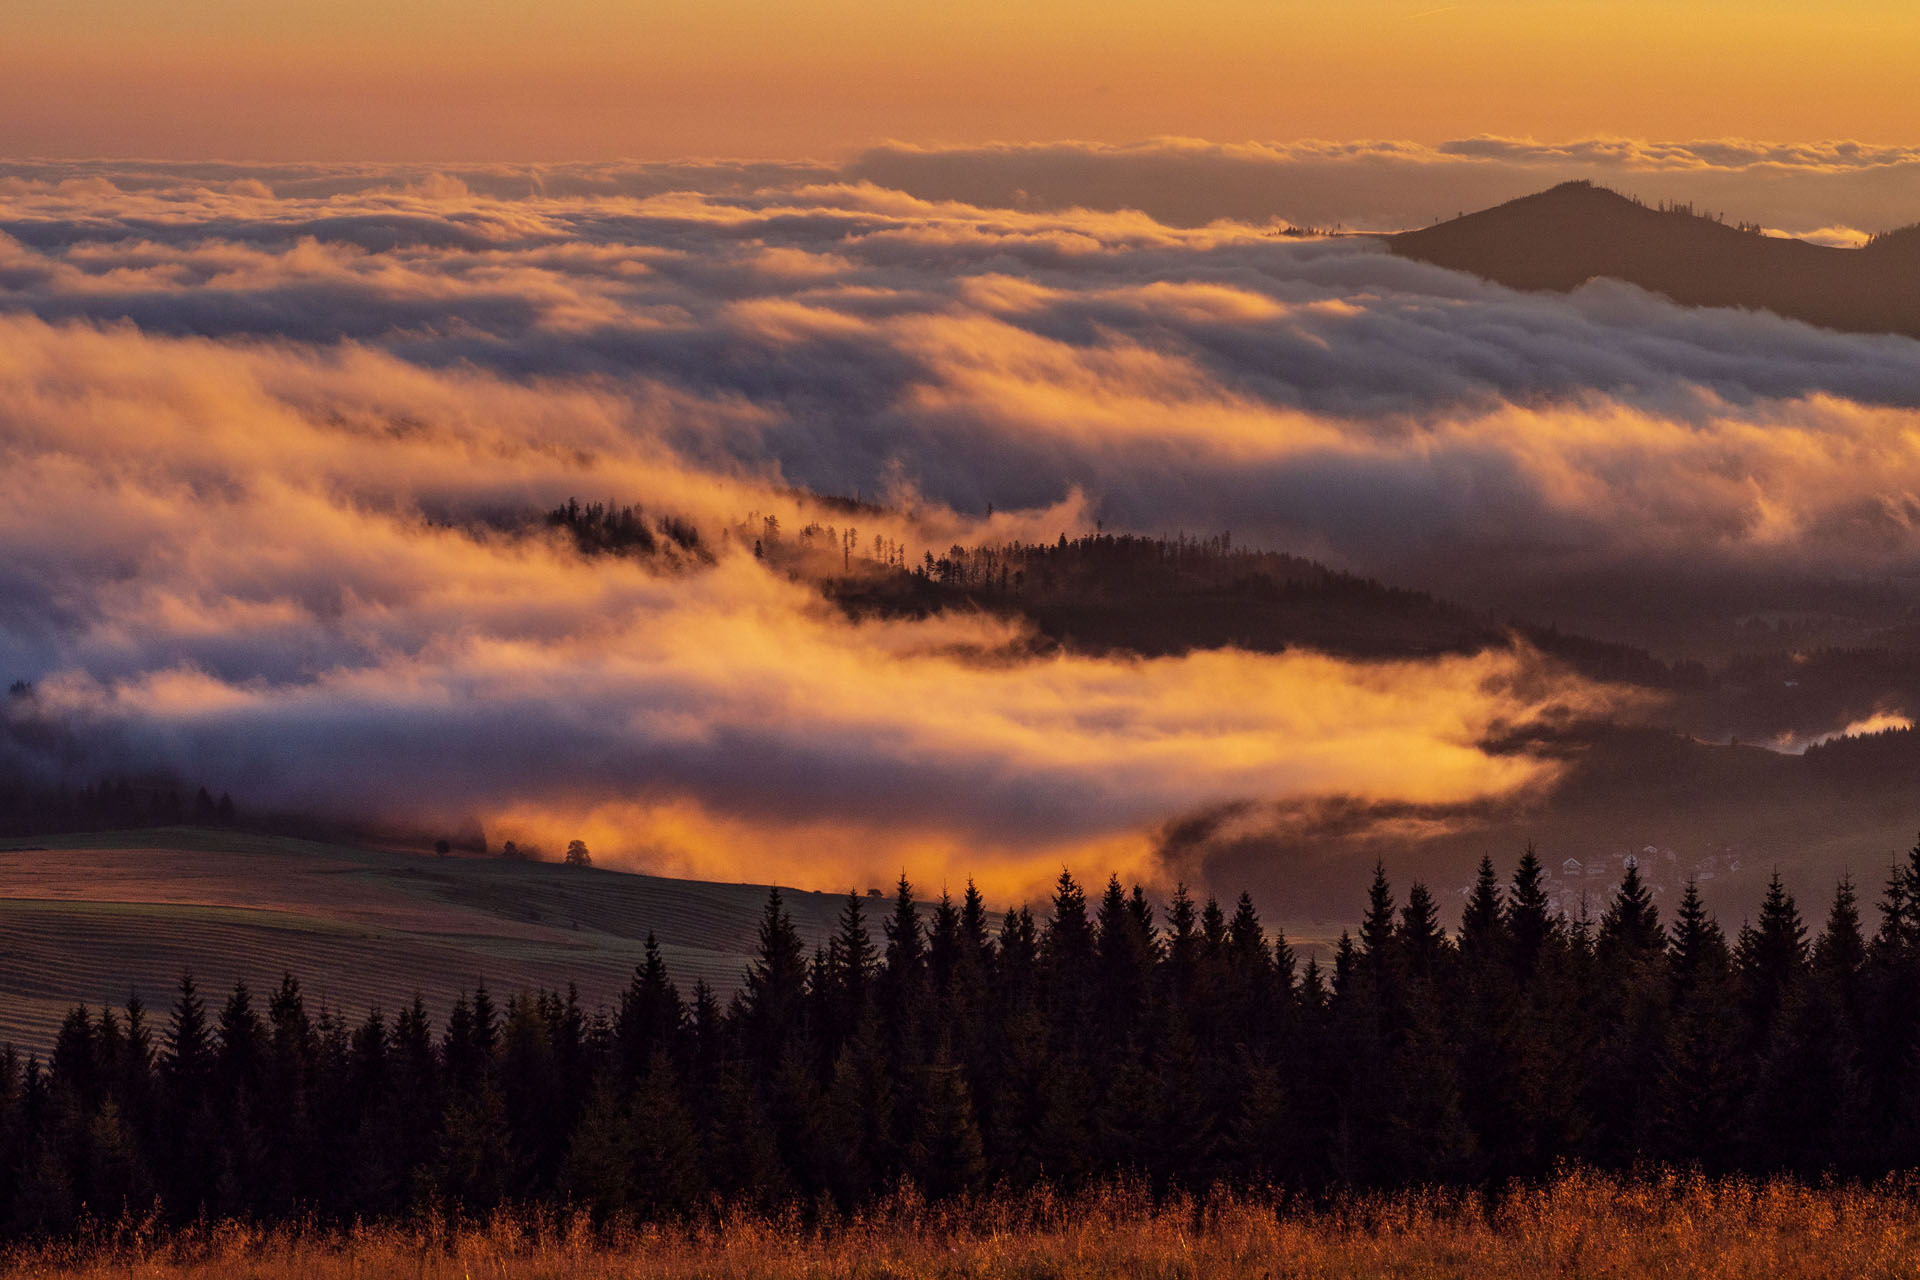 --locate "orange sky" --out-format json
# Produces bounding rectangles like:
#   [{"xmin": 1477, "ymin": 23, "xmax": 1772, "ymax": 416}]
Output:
[{"xmin": 5, "ymin": 0, "xmax": 1917, "ymax": 159}]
